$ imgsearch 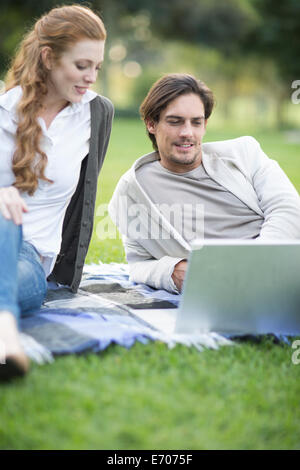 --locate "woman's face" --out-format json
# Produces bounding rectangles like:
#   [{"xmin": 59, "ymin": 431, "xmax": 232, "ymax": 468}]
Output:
[{"xmin": 45, "ymin": 39, "xmax": 105, "ymax": 105}]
